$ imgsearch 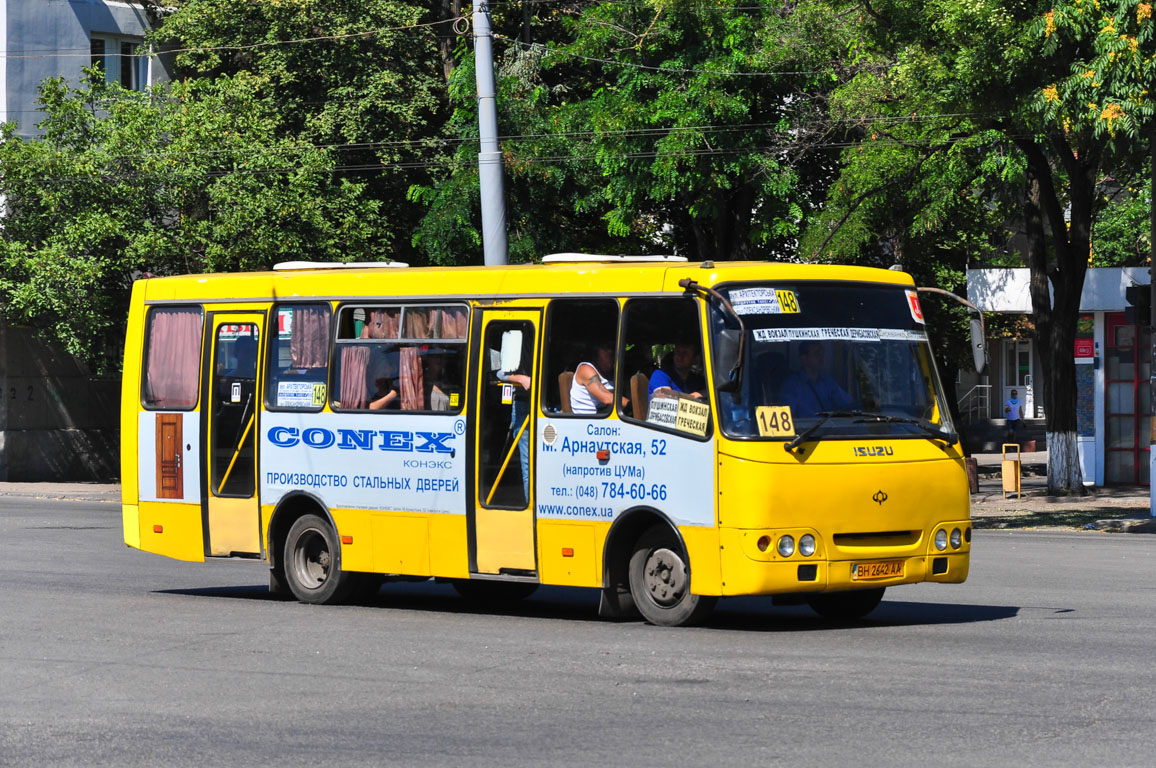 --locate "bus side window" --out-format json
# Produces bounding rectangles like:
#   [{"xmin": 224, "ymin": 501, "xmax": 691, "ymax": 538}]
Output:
[
  {"xmin": 332, "ymin": 304, "xmax": 468, "ymax": 413},
  {"xmin": 141, "ymin": 306, "xmax": 203, "ymax": 410},
  {"xmin": 541, "ymin": 298, "xmax": 619, "ymax": 417},
  {"xmin": 621, "ymin": 297, "xmax": 711, "ymax": 437},
  {"xmin": 265, "ymin": 303, "xmax": 331, "ymax": 411}
]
